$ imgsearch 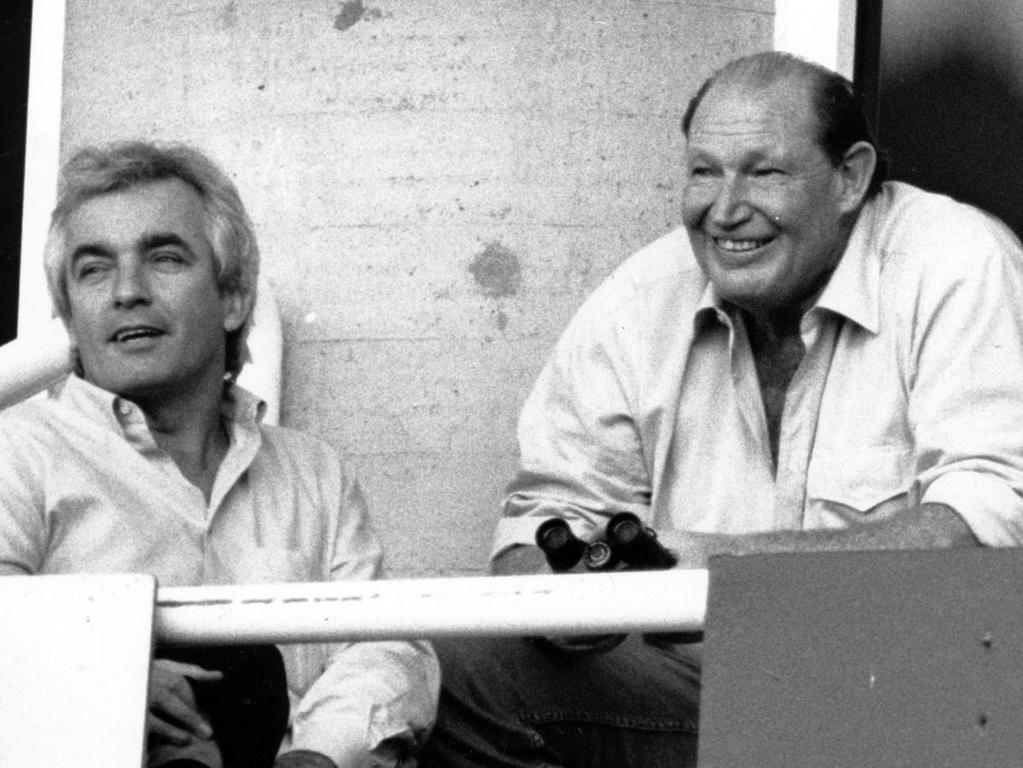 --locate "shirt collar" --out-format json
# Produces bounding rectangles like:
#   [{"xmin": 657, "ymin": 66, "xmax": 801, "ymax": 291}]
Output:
[
  {"xmin": 689, "ymin": 194, "xmax": 885, "ymax": 334},
  {"xmin": 56, "ymin": 374, "xmax": 267, "ymax": 442},
  {"xmin": 813, "ymin": 194, "xmax": 883, "ymax": 334},
  {"xmin": 693, "ymin": 281, "xmax": 728, "ymax": 331}
]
